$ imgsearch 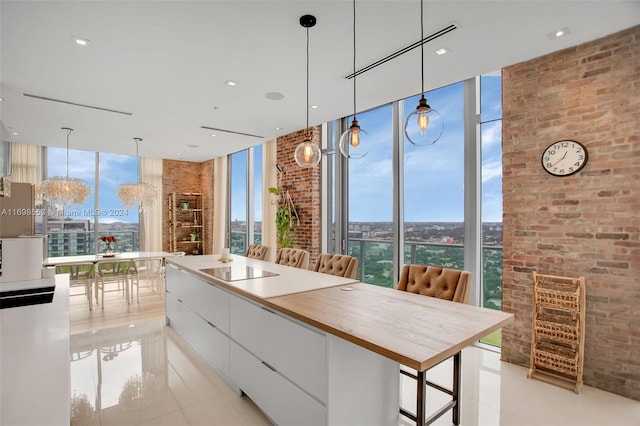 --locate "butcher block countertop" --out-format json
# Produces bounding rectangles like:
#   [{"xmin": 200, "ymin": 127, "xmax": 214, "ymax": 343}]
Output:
[
  {"xmin": 167, "ymin": 254, "xmax": 514, "ymax": 372},
  {"xmin": 266, "ymin": 283, "xmax": 513, "ymax": 371}
]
